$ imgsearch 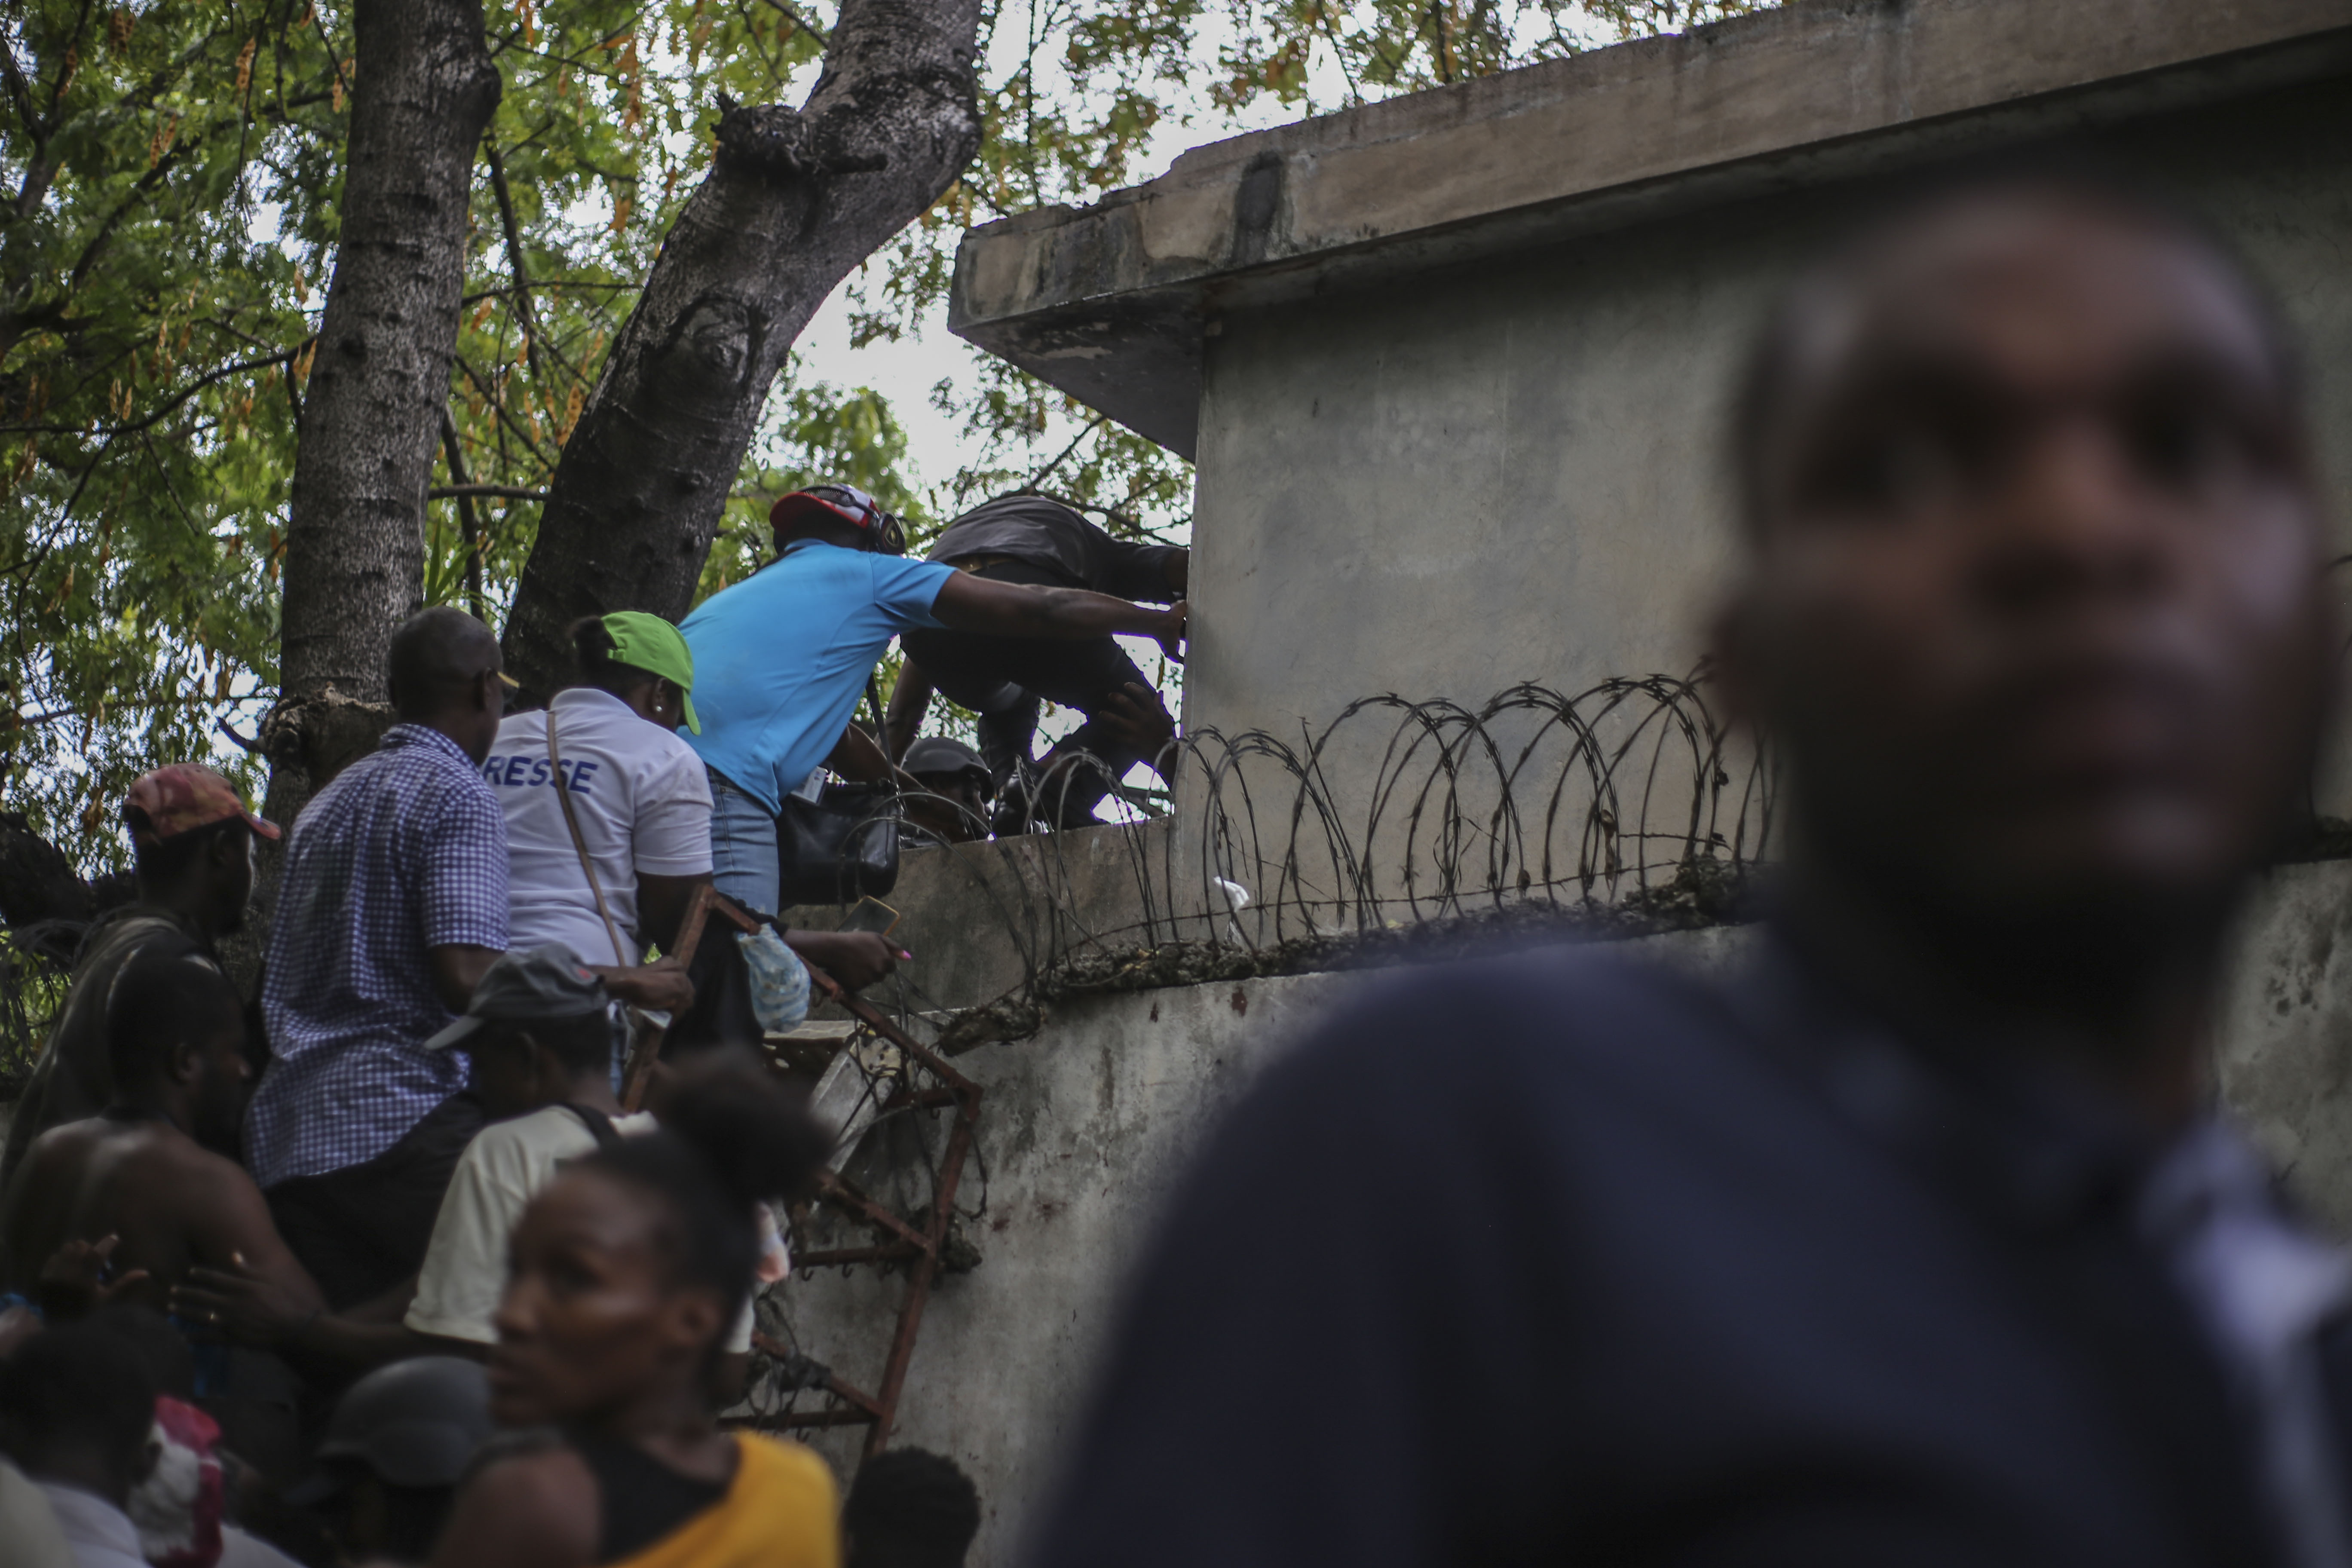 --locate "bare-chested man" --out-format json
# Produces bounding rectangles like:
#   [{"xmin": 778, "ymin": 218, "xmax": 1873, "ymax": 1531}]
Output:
[
  {"xmin": 1, "ymin": 945, "xmax": 315, "ymax": 1316},
  {"xmin": 0, "ymin": 944, "xmax": 321, "ymax": 1476}
]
